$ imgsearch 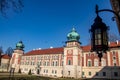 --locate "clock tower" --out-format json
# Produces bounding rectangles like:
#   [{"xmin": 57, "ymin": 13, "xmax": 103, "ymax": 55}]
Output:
[
  {"xmin": 10, "ymin": 41, "xmax": 25, "ymax": 72},
  {"xmin": 63, "ymin": 28, "xmax": 82, "ymax": 78}
]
